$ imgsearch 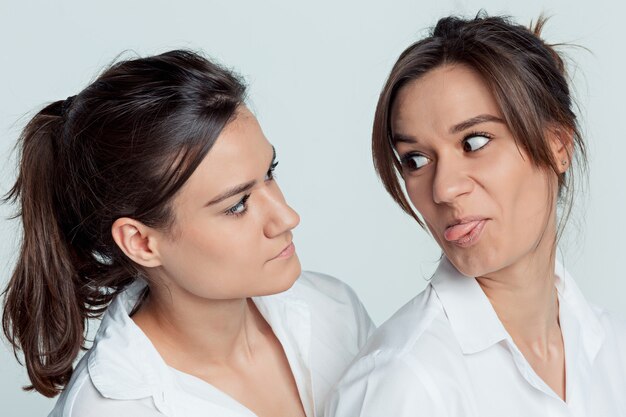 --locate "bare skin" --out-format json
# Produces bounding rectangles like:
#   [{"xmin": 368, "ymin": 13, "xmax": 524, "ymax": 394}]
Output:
[
  {"xmin": 132, "ymin": 298, "xmax": 305, "ymax": 417},
  {"xmin": 112, "ymin": 107, "xmax": 306, "ymax": 416},
  {"xmin": 392, "ymin": 64, "xmax": 571, "ymax": 400},
  {"xmin": 475, "ymin": 236, "xmax": 566, "ymax": 399}
]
